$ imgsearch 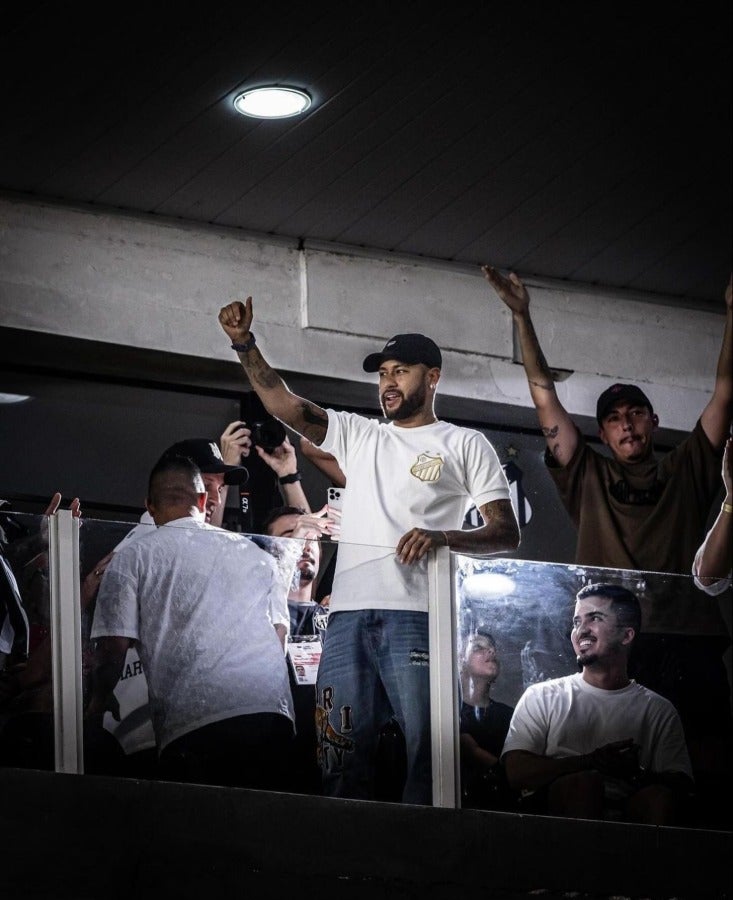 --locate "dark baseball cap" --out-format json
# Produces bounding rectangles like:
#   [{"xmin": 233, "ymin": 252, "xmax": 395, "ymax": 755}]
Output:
[
  {"xmin": 362, "ymin": 333, "xmax": 442, "ymax": 372},
  {"xmin": 159, "ymin": 439, "xmax": 249, "ymax": 485},
  {"xmin": 596, "ymin": 383, "xmax": 654, "ymax": 425}
]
